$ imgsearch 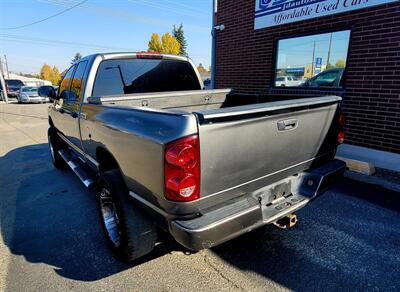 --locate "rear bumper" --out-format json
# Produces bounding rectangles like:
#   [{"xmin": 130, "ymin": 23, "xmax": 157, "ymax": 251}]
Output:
[{"xmin": 170, "ymin": 159, "xmax": 346, "ymax": 251}]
